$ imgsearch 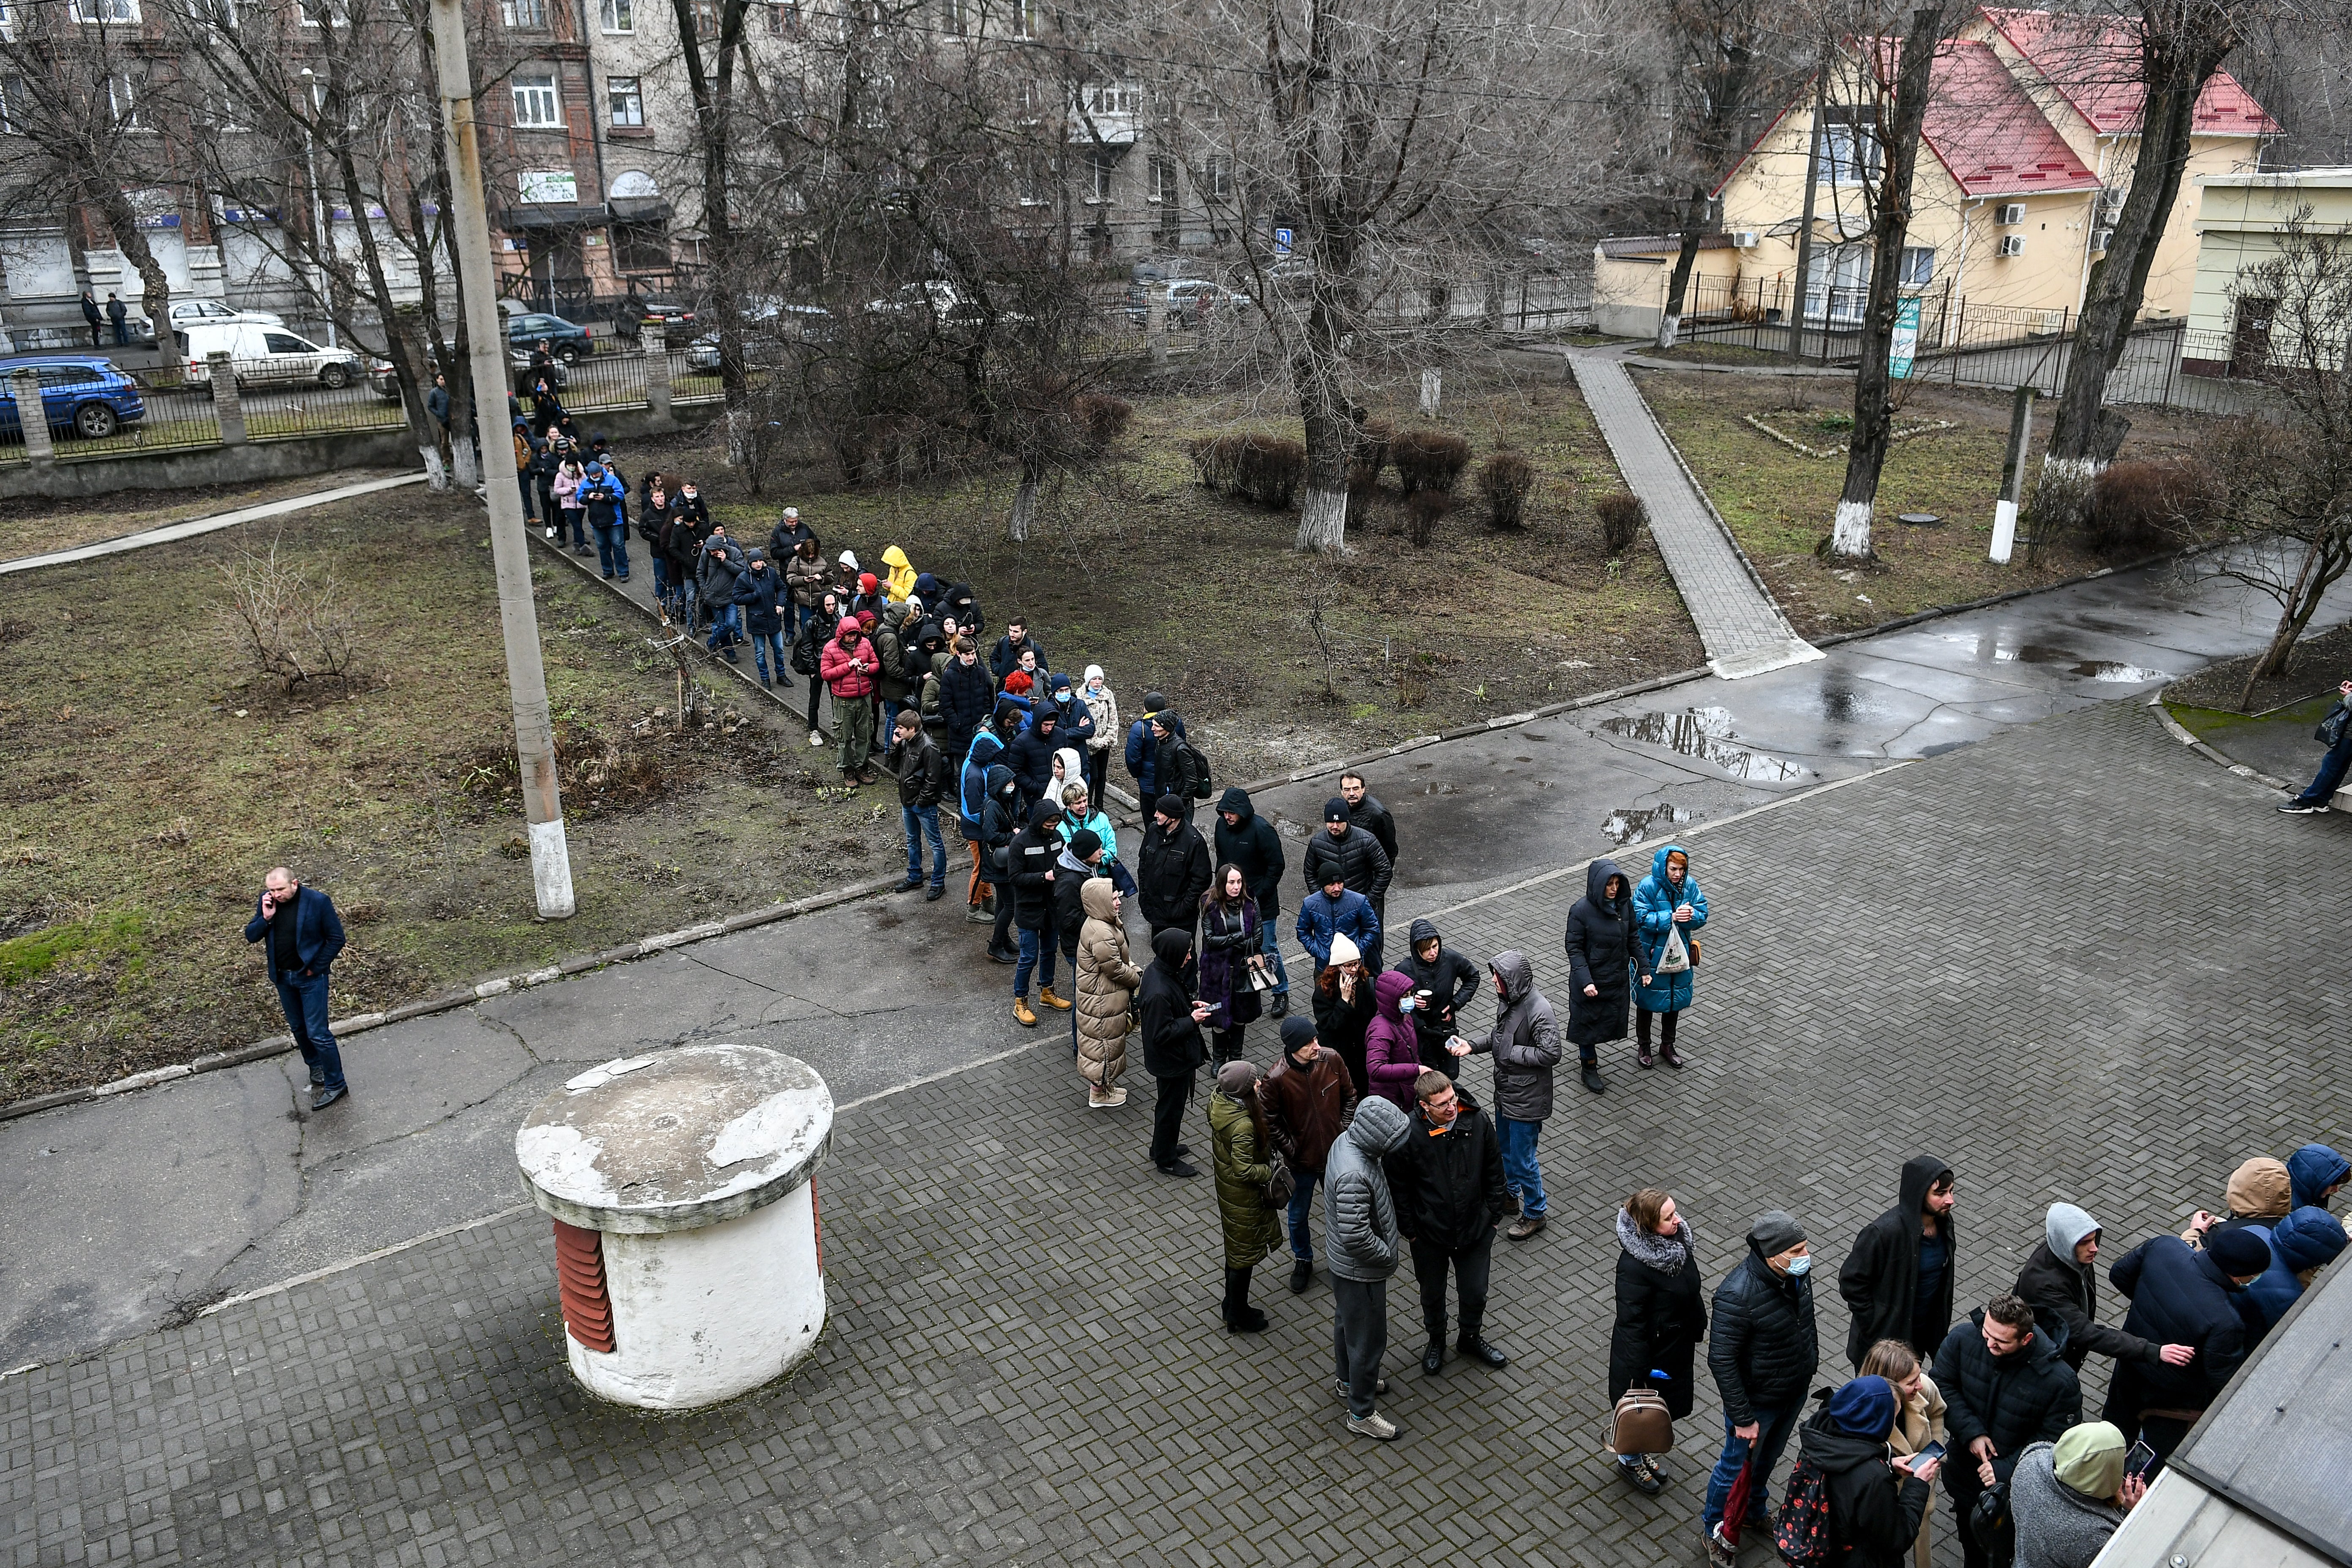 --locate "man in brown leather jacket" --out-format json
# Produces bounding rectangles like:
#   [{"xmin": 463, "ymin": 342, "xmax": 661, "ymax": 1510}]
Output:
[{"xmin": 1265, "ymin": 1014, "xmax": 1357, "ymax": 1295}]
